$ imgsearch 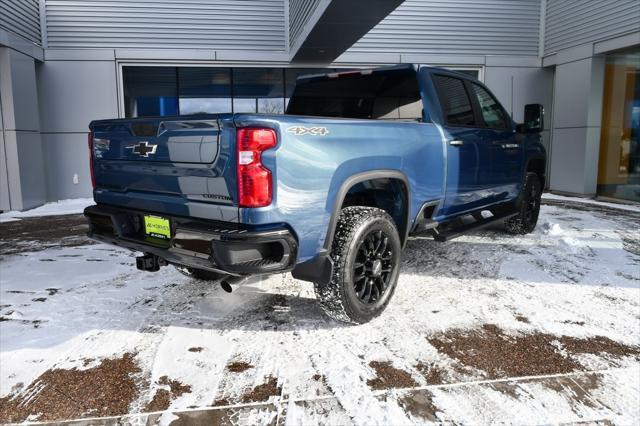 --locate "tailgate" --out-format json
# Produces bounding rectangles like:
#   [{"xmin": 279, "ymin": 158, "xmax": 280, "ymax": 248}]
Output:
[
  {"xmin": 90, "ymin": 116, "xmax": 237, "ymax": 216},
  {"xmin": 92, "ymin": 118, "xmax": 220, "ymax": 164}
]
